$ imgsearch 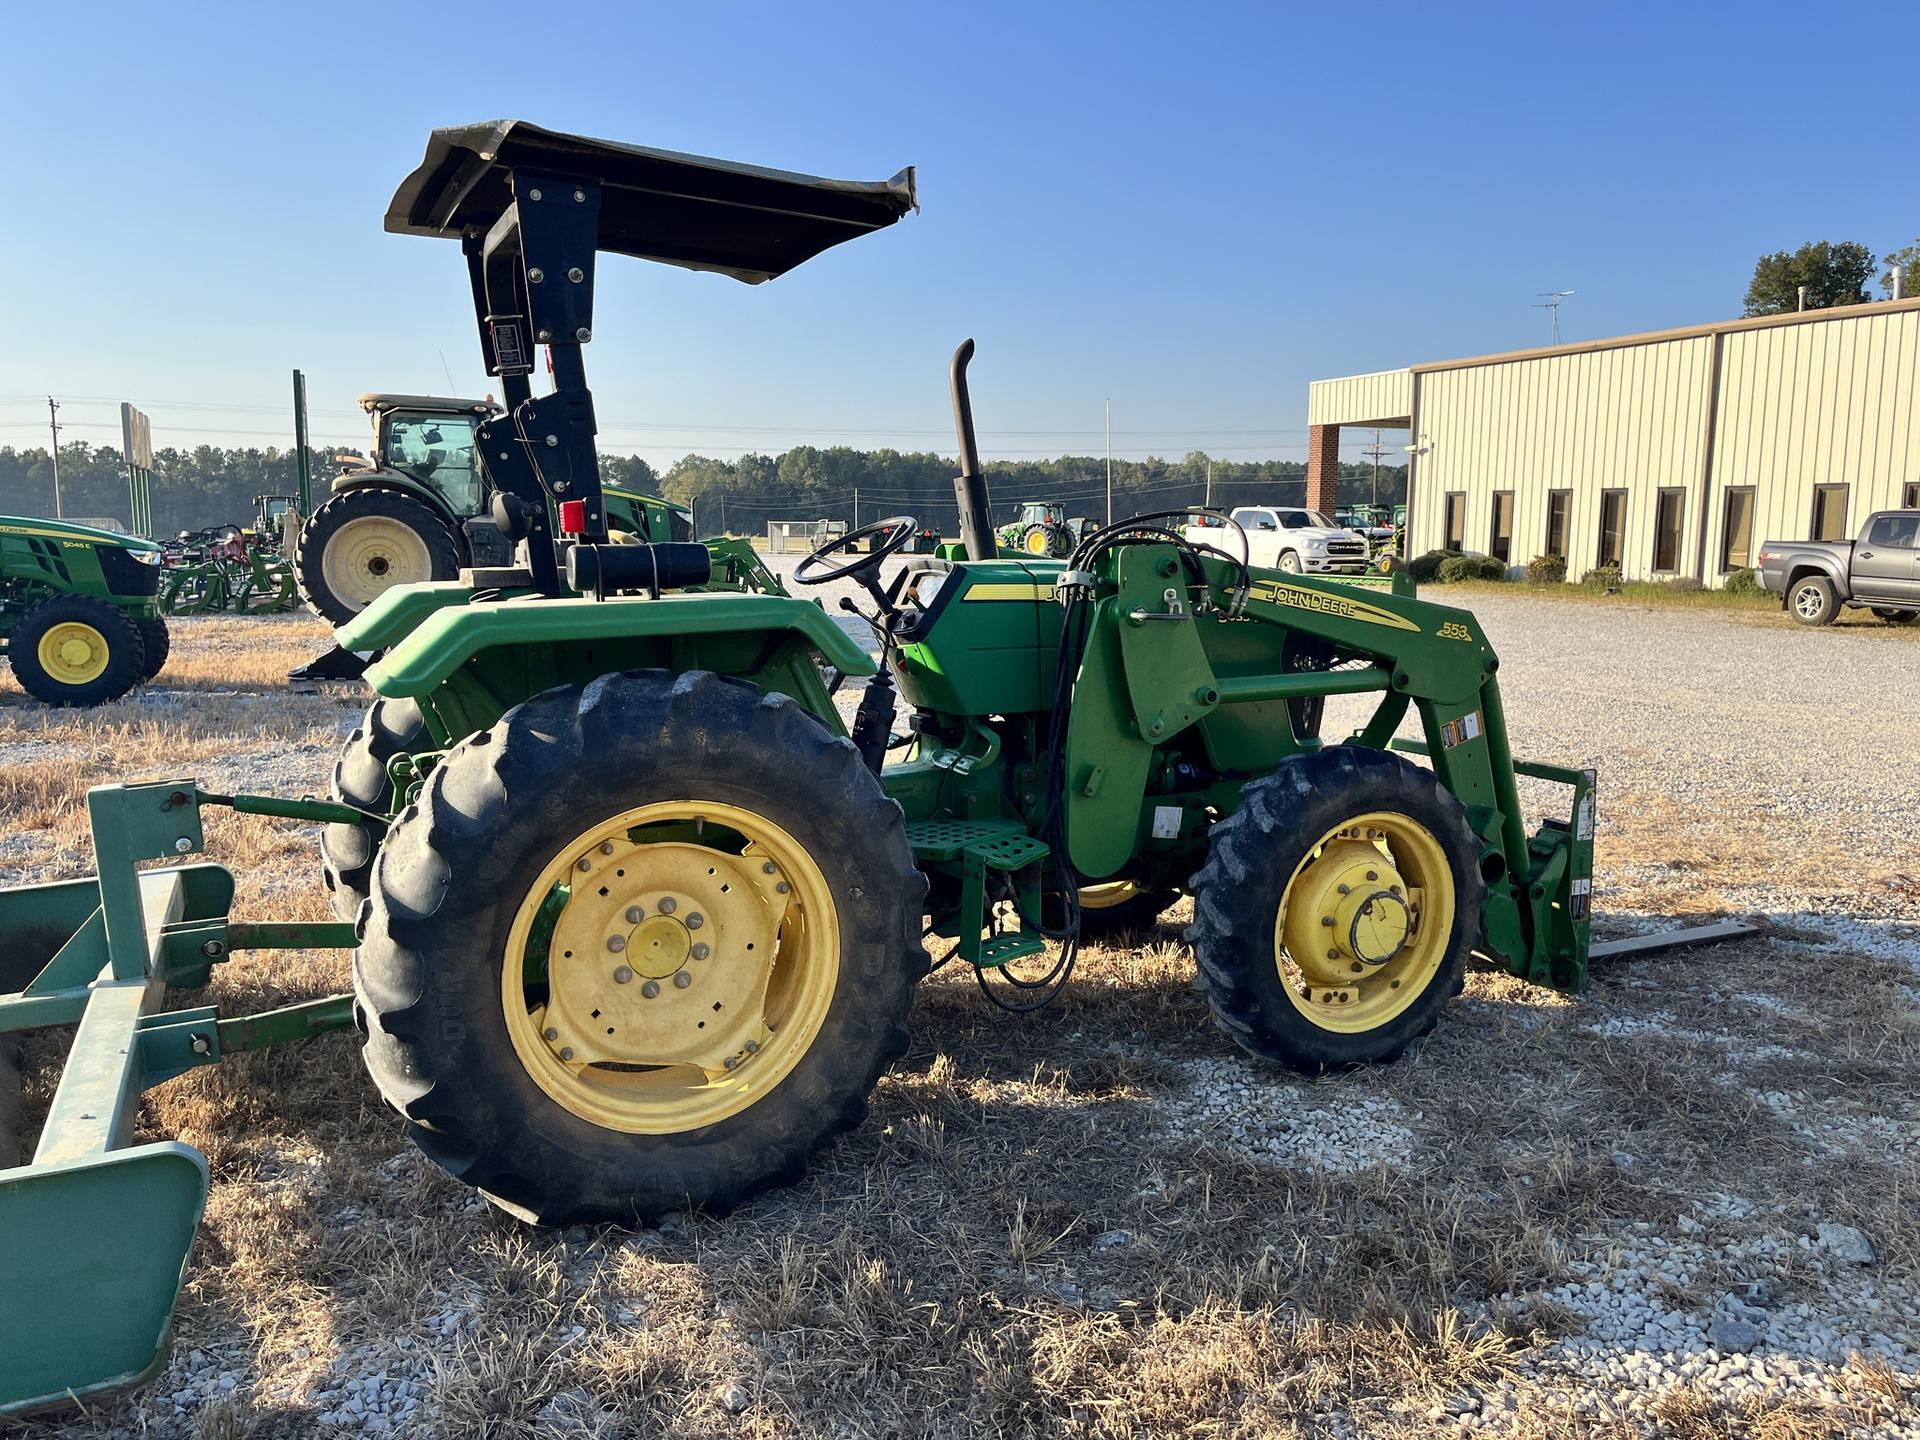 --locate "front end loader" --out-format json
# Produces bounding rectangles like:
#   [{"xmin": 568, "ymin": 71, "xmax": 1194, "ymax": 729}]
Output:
[{"xmin": 0, "ymin": 121, "xmax": 1748, "ymax": 1418}]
